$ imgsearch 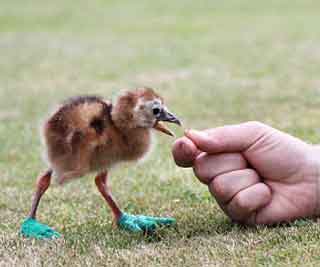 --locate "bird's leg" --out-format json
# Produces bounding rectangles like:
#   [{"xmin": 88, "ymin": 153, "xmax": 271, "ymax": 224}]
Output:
[
  {"xmin": 94, "ymin": 172, "xmax": 176, "ymax": 233},
  {"xmin": 95, "ymin": 171, "xmax": 123, "ymax": 221},
  {"xmin": 21, "ymin": 169, "xmax": 61, "ymax": 239},
  {"xmin": 29, "ymin": 169, "xmax": 52, "ymax": 219}
]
